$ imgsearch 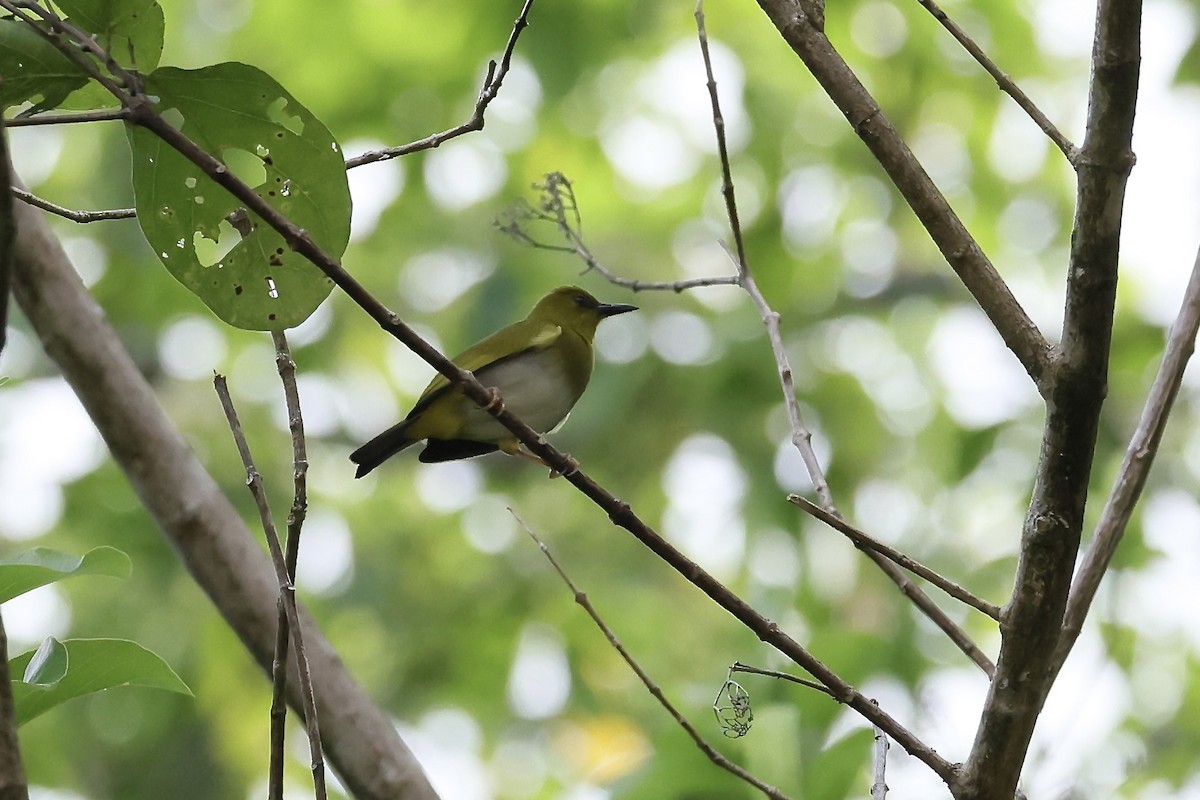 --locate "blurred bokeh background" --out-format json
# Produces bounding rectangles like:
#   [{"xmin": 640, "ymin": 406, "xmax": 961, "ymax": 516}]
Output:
[{"xmin": 5, "ymin": 0, "xmax": 1200, "ymax": 797}]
